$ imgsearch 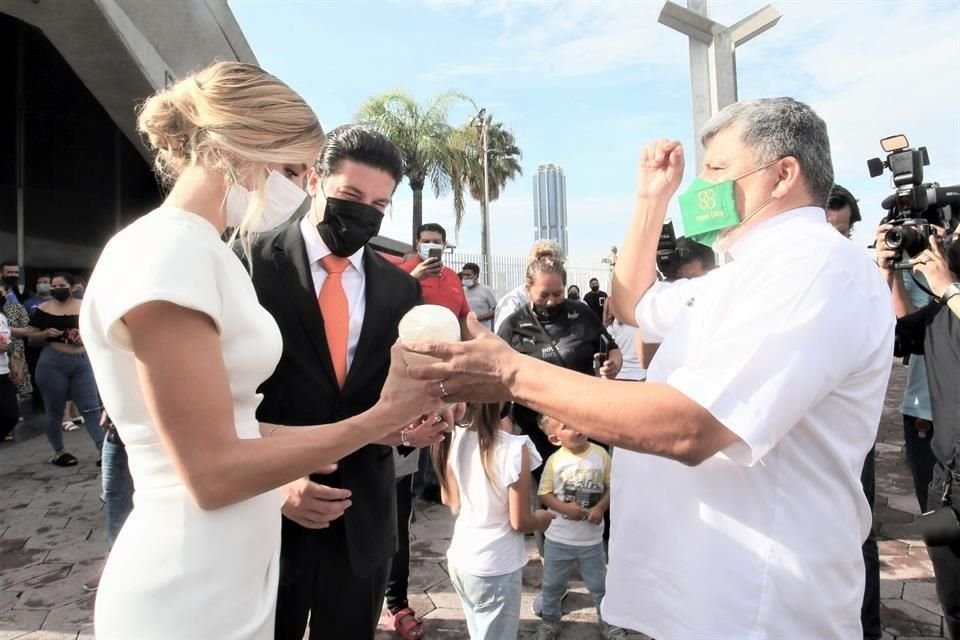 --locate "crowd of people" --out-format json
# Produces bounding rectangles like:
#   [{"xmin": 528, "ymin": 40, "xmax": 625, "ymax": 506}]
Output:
[{"xmin": 1, "ymin": 60, "xmax": 958, "ymax": 640}]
